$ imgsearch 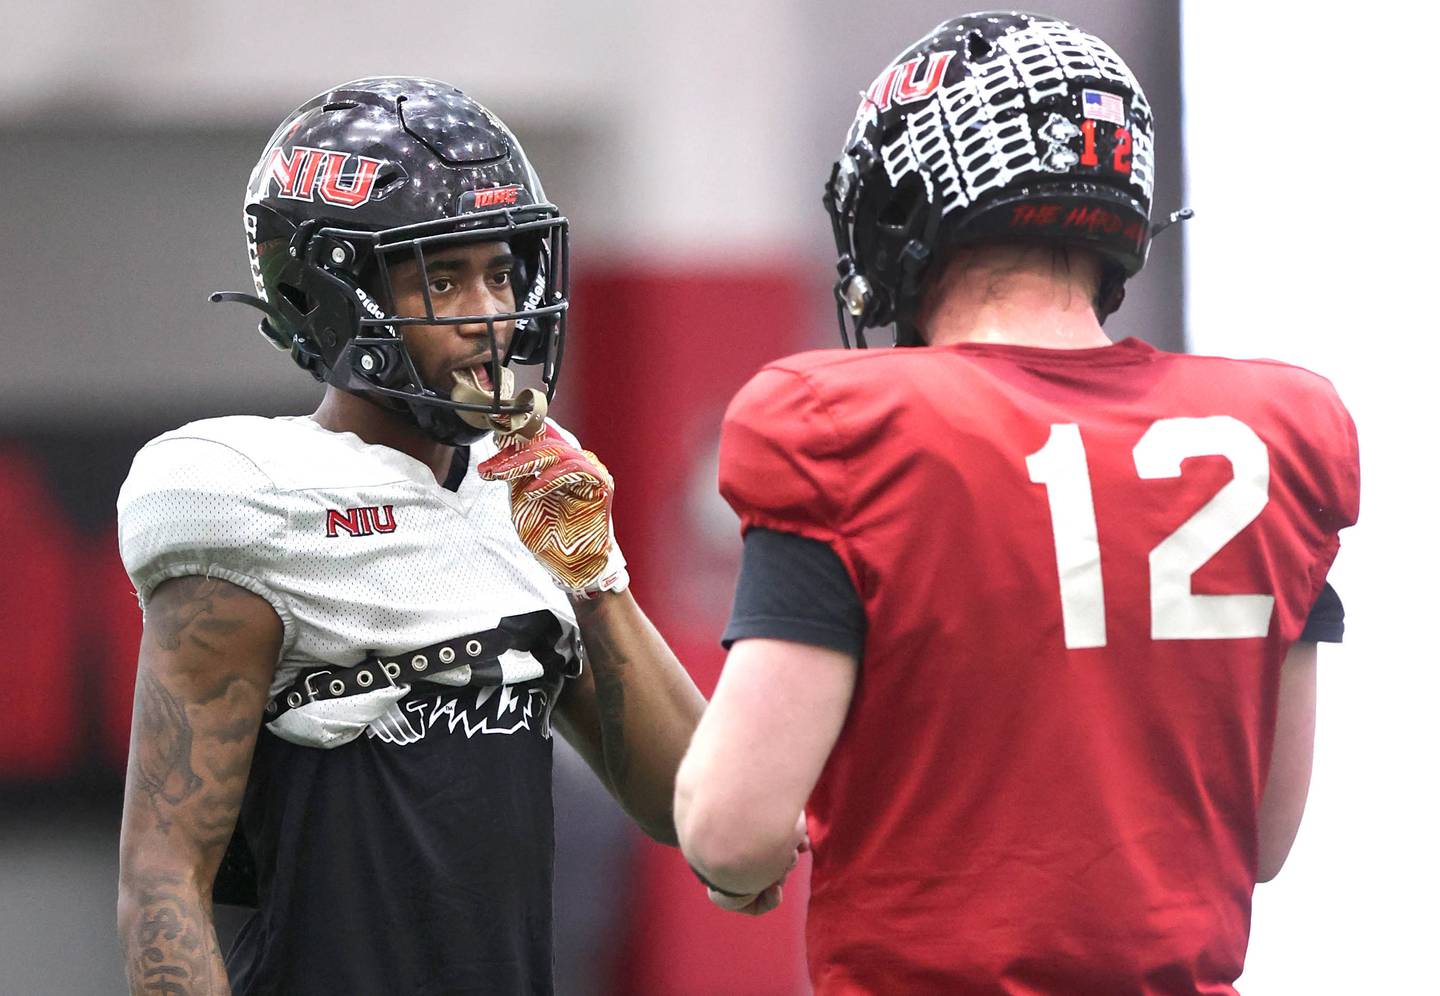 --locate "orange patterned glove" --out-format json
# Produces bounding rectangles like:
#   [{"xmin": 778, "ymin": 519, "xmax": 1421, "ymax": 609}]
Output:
[{"xmin": 475, "ymin": 425, "xmax": 629, "ymax": 596}]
